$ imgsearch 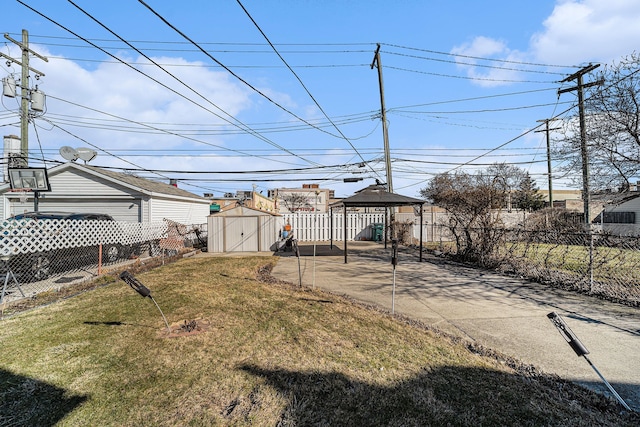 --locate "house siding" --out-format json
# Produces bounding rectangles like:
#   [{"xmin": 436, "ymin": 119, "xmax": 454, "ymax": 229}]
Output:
[
  {"xmin": 49, "ymin": 168, "xmax": 135, "ymax": 196},
  {"xmin": 600, "ymin": 195, "xmax": 640, "ymax": 235},
  {"xmin": 1, "ymin": 163, "xmax": 210, "ymax": 225},
  {"xmin": 148, "ymin": 196, "xmax": 209, "ymax": 225}
]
